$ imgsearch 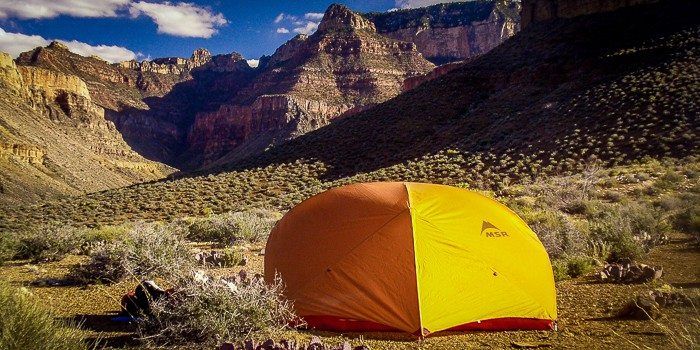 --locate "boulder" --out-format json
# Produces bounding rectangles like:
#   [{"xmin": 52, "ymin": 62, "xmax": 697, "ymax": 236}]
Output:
[{"xmin": 597, "ymin": 262, "xmax": 662, "ymax": 283}]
